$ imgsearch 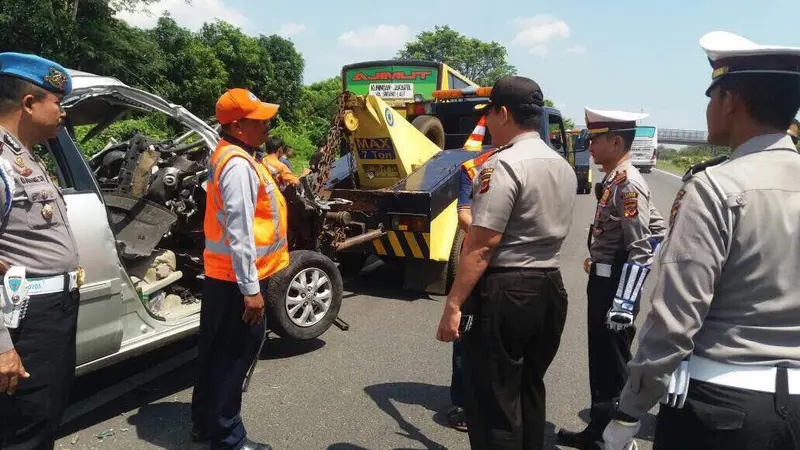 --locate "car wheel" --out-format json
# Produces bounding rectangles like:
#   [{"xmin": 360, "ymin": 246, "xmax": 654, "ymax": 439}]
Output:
[{"xmin": 267, "ymin": 250, "xmax": 343, "ymax": 340}]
